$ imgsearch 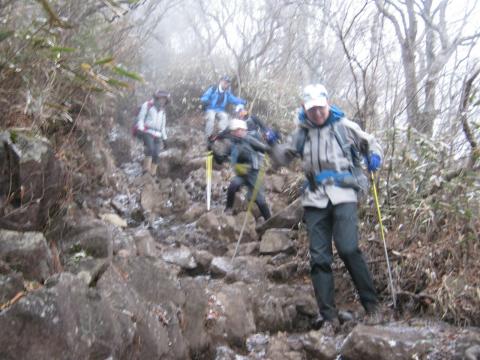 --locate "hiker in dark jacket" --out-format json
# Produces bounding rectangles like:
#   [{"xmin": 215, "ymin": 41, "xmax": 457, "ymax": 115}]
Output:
[
  {"xmin": 270, "ymin": 83, "xmax": 383, "ymax": 333},
  {"xmin": 137, "ymin": 90, "xmax": 170, "ymax": 175},
  {"xmin": 212, "ymin": 119, "xmax": 271, "ymax": 220},
  {"xmin": 200, "ymin": 75, "xmax": 246, "ymax": 143}
]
